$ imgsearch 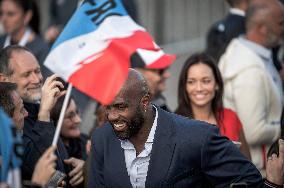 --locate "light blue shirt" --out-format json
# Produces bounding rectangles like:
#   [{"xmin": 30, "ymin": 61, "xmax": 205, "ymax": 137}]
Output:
[{"xmin": 120, "ymin": 106, "xmax": 158, "ymax": 188}]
